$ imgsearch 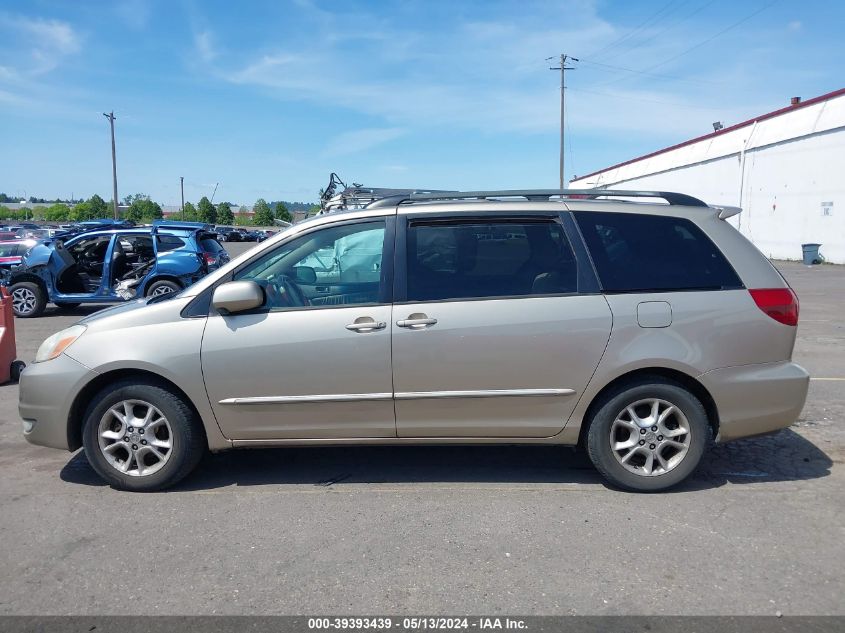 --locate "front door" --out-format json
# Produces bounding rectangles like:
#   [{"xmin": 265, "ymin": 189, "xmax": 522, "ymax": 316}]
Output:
[
  {"xmin": 392, "ymin": 216, "xmax": 612, "ymax": 437},
  {"xmin": 201, "ymin": 218, "xmax": 396, "ymax": 440}
]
